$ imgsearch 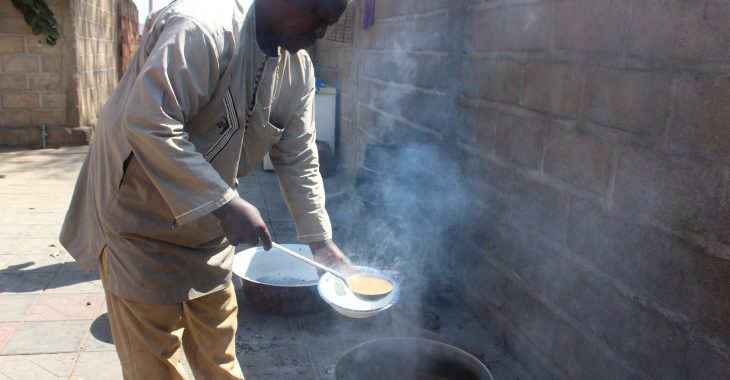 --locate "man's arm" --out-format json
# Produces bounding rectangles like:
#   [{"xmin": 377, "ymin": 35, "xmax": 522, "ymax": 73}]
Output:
[
  {"xmin": 121, "ymin": 16, "xmax": 237, "ymax": 227},
  {"xmin": 269, "ymin": 53, "xmax": 350, "ymax": 268}
]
